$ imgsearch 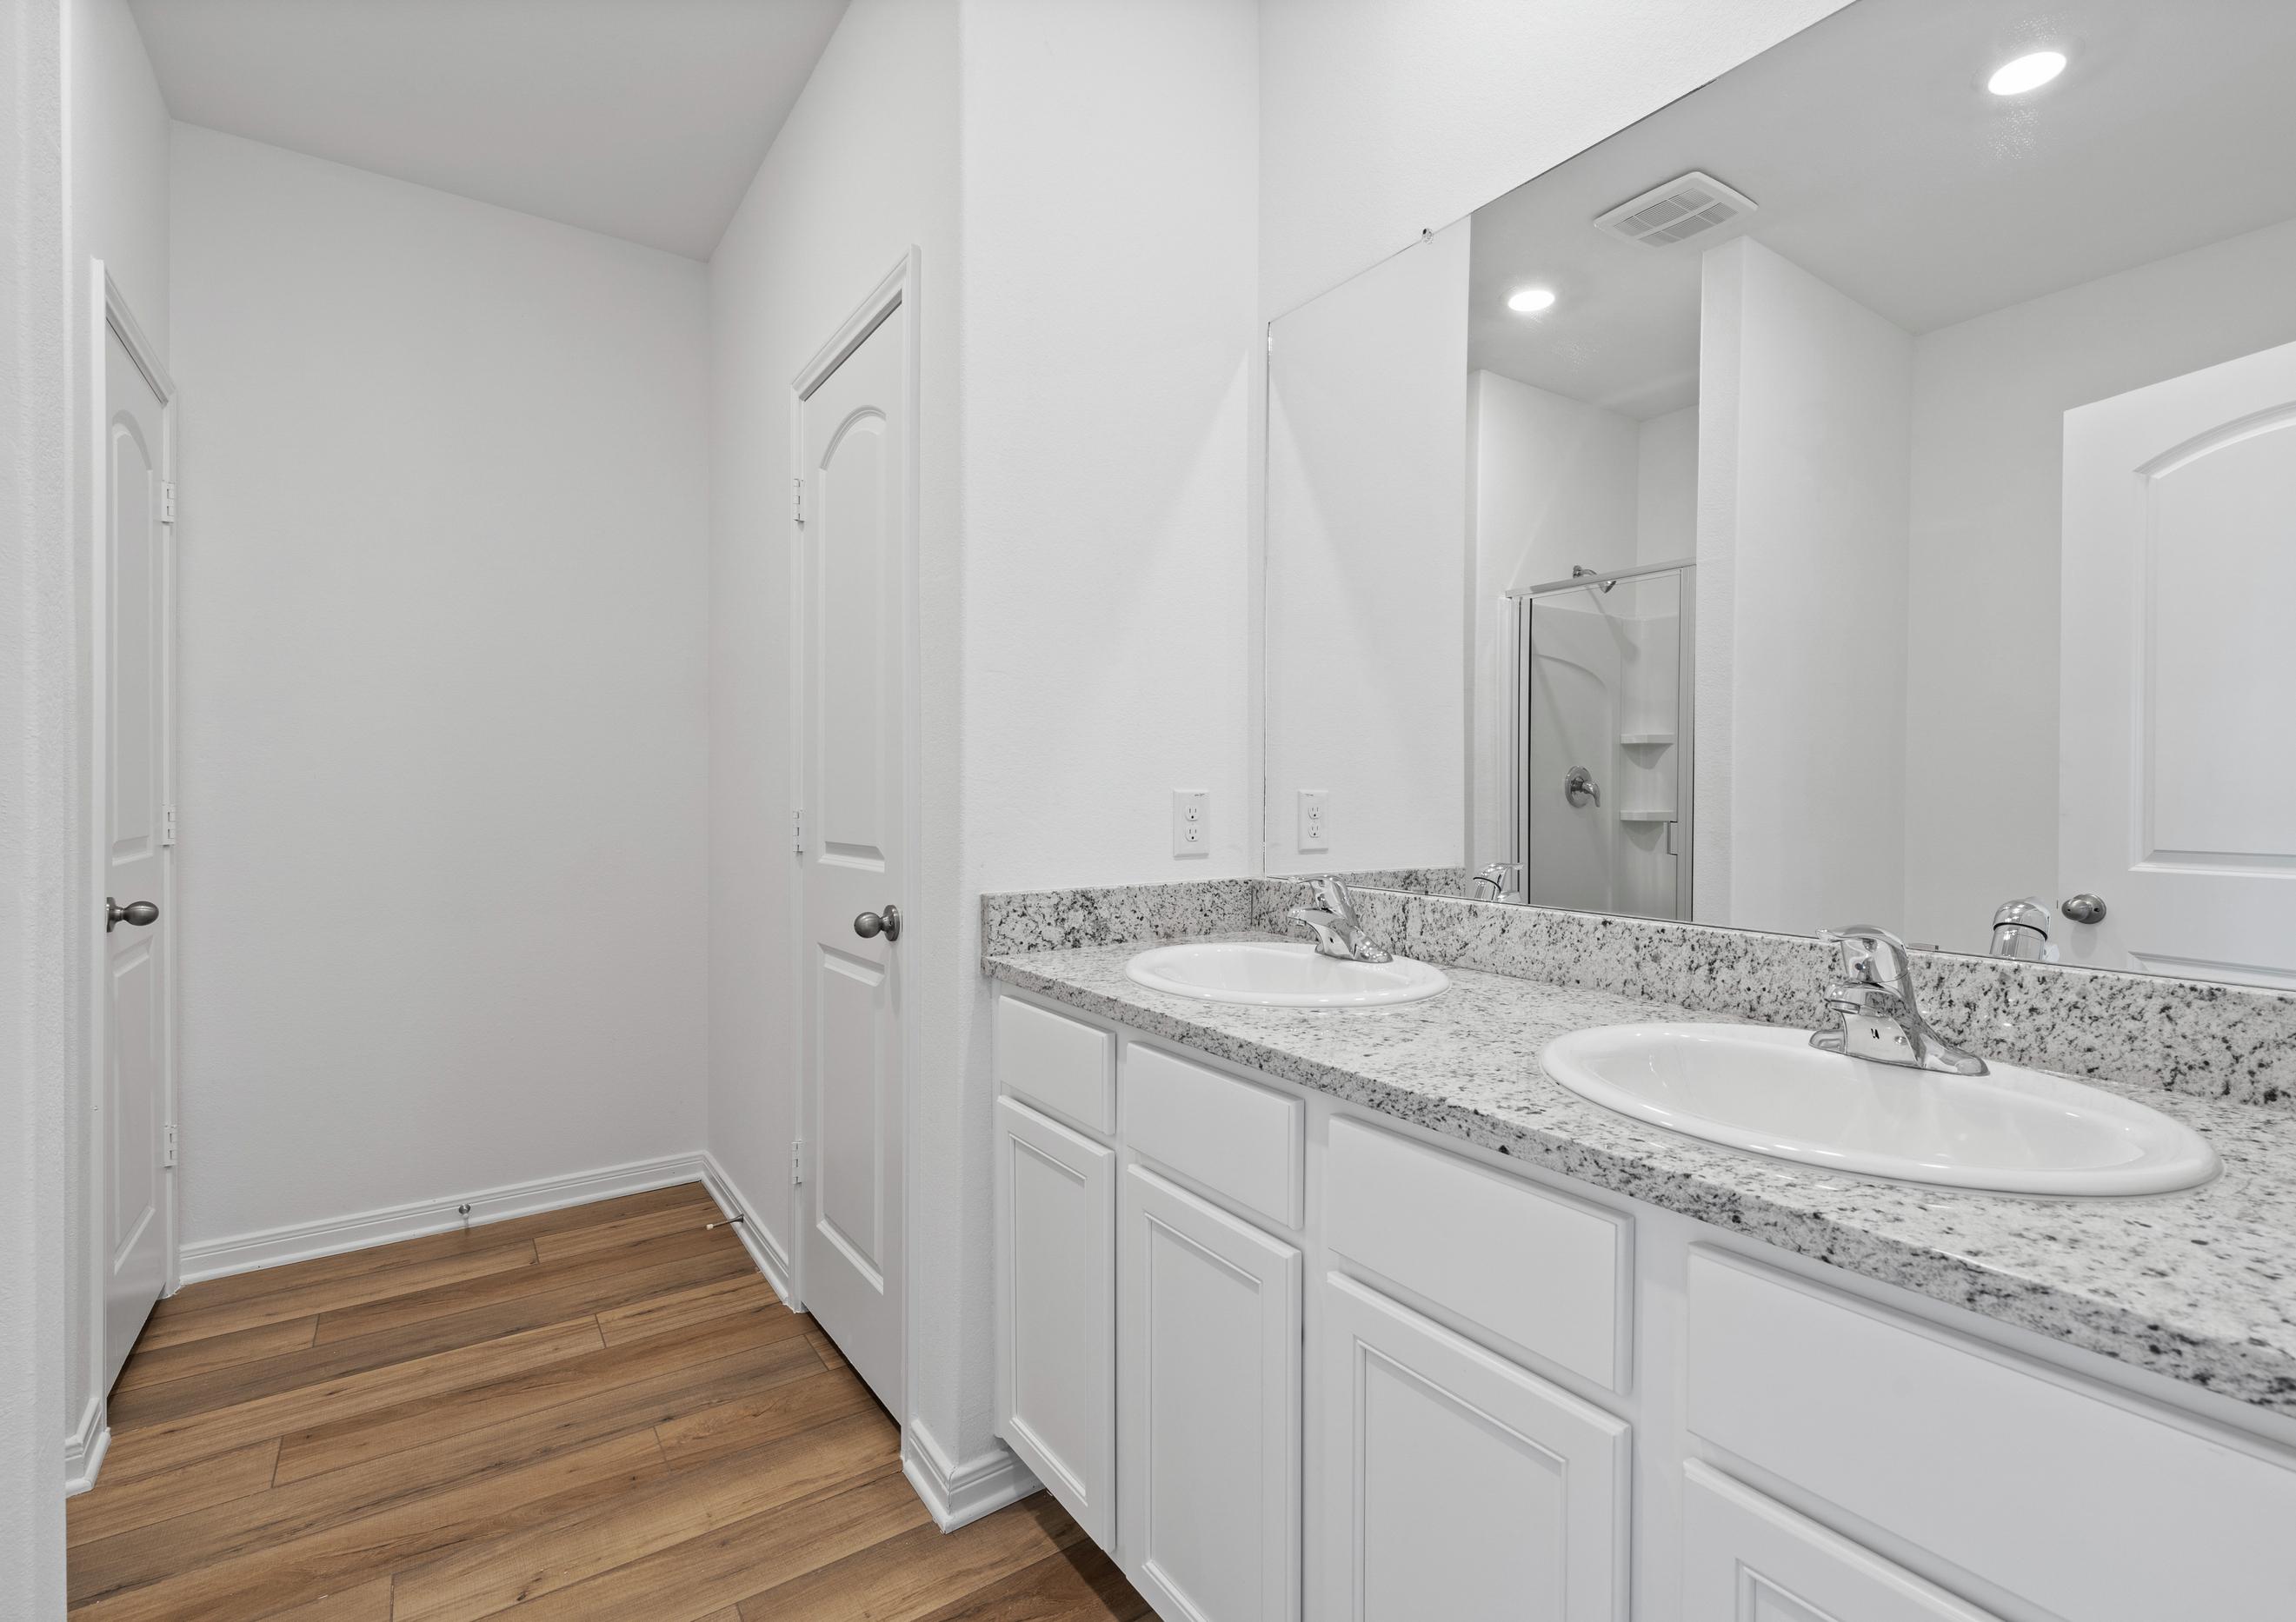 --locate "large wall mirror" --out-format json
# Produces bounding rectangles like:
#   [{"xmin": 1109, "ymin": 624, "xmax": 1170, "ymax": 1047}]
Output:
[{"xmin": 1262, "ymin": 0, "xmax": 2296, "ymax": 990}]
